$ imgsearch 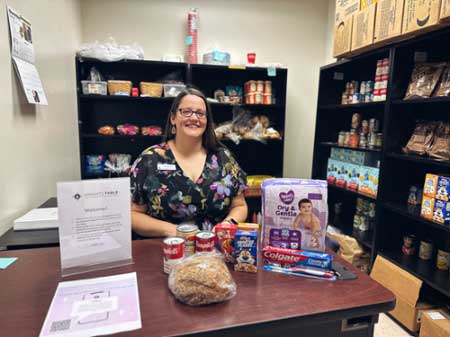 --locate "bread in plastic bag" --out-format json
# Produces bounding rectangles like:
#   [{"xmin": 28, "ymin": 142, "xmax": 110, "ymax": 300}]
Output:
[{"xmin": 168, "ymin": 251, "xmax": 237, "ymax": 306}]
